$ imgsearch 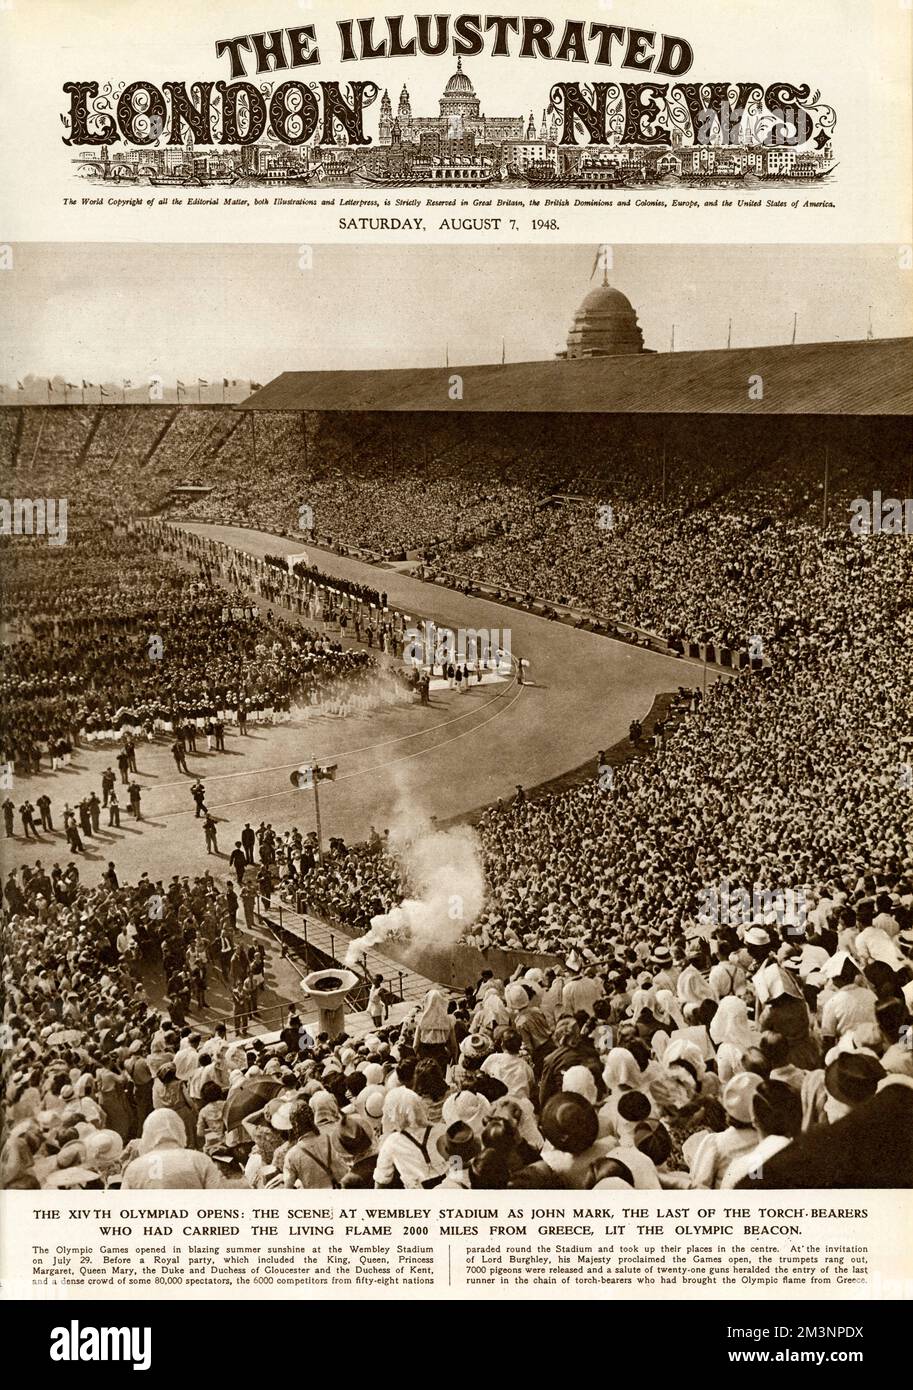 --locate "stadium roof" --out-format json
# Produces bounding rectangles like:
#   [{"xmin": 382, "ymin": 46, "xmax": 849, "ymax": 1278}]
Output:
[{"xmin": 240, "ymin": 337, "xmax": 912, "ymax": 416}]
